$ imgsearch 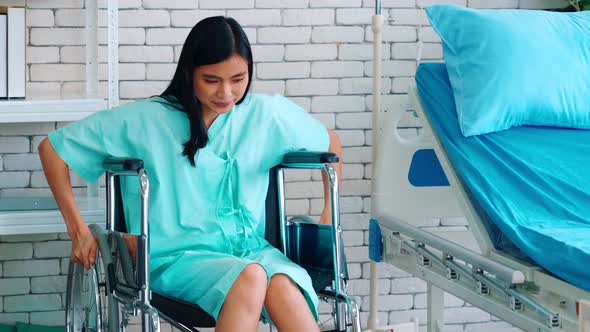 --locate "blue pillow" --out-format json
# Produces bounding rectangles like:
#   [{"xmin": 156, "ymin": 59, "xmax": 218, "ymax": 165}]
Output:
[{"xmin": 425, "ymin": 5, "xmax": 590, "ymax": 136}]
